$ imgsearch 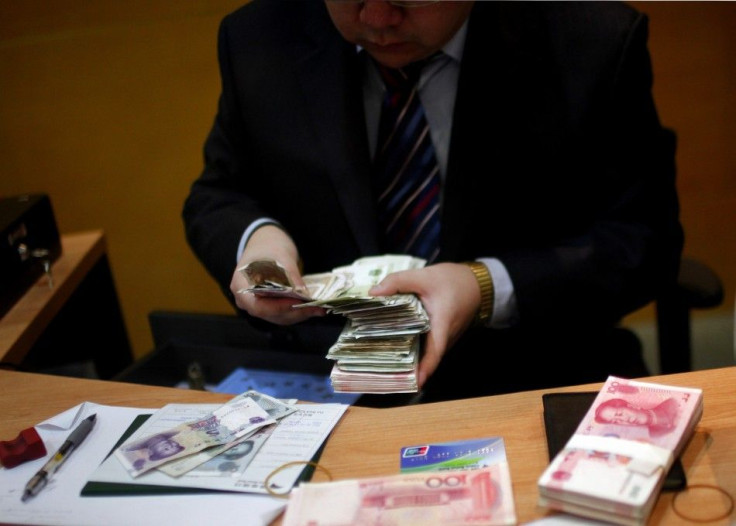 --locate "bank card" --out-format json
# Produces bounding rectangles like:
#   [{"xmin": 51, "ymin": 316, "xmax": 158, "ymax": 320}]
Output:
[{"xmin": 400, "ymin": 436, "xmax": 506, "ymax": 473}]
